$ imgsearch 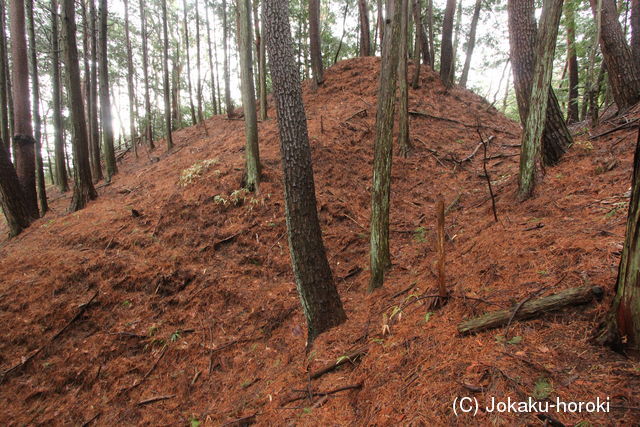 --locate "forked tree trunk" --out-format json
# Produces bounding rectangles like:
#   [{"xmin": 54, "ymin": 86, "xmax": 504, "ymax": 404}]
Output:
[
  {"xmin": 439, "ymin": 0, "xmax": 455, "ymax": 87},
  {"xmin": 51, "ymin": 0, "xmax": 68, "ymax": 192},
  {"xmin": 398, "ymin": 0, "xmax": 411, "ymax": 157},
  {"xmin": 370, "ymin": 0, "xmax": 402, "ymax": 291},
  {"xmin": 507, "ymin": 0, "xmax": 572, "ymax": 167},
  {"xmin": 140, "ymin": 0, "xmax": 154, "ymax": 148},
  {"xmin": 238, "ymin": 0, "xmax": 260, "ymax": 192},
  {"xmin": 89, "ymin": 0, "xmax": 103, "ymax": 179},
  {"xmin": 263, "ymin": 0, "xmax": 346, "ymax": 344},
  {"xmin": 98, "ymin": 0, "xmax": 117, "ymax": 181},
  {"xmin": 596, "ymin": 129, "xmax": 640, "ymax": 355},
  {"xmin": 0, "ymin": 1, "xmax": 9, "ymax": 152},
  {"xmin": 517, "ymin": 0, "xmax": 564, "ymax": 201},
  {"xmin": 308, "ymin": 0, "xmax": 324, "ymax": 89},
  {"xmin": 459, "ymin": 0, "xmax": 482, "ymax": 88},
  {"xmin": 26, "ymin": 0, "xmax": 47, "ymax": 215},
  {"xmin": 162, "ymin": 0, "xmax": 173, "ymax": 150},
  {"xmin": 62, "ymin": 0, "xmax": 97, "ymax": 212},
  {"xmin": 358, "ymin": 0, "xmax": 371, "ymax": 56},
  {"xmin": 0, "ymin": 144, "xmax": 31, "ymax": 237},
  {"xmin": 9, "ymin": 0, "xmax": 38, "ymax": 218},
  {"xmin": 565, "ymin": 0, "xmax": 580, "ymax": 123},
  {"xmin": 590, "ymin": 0, "xmax": 640, "ymax": 111}
]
